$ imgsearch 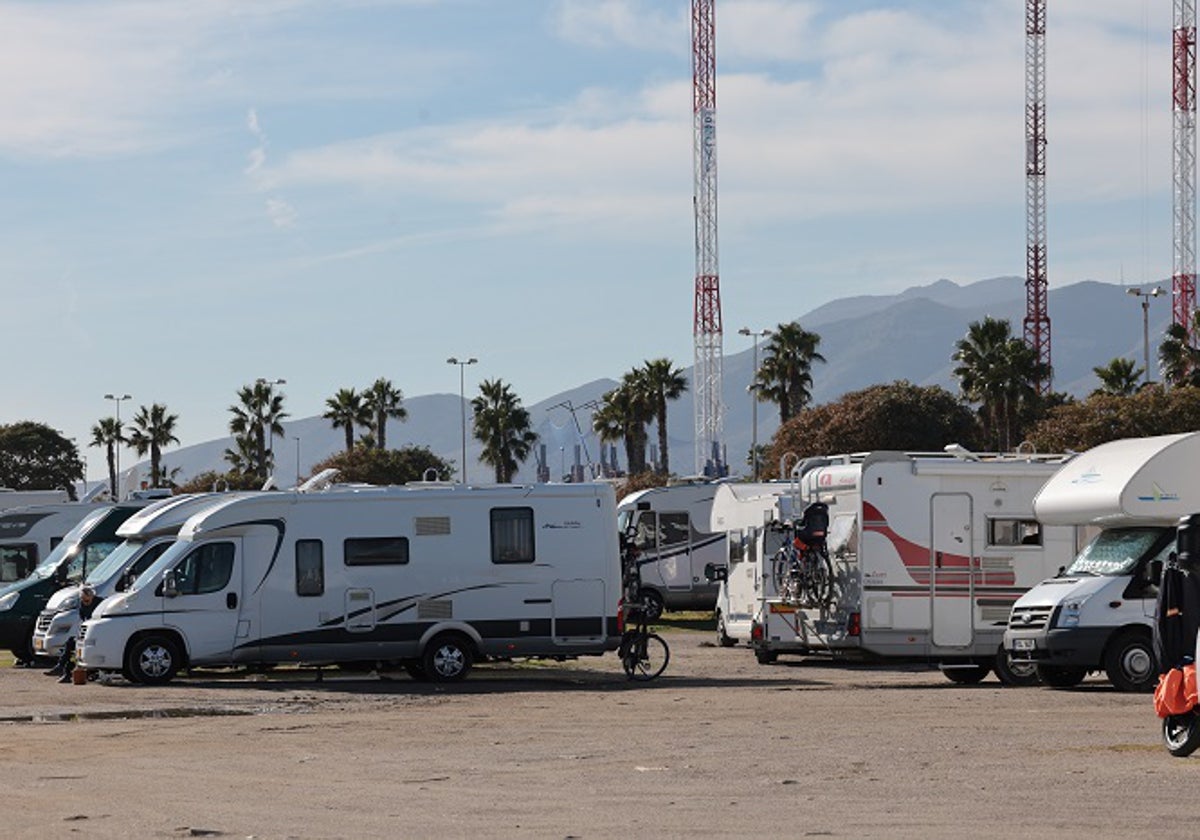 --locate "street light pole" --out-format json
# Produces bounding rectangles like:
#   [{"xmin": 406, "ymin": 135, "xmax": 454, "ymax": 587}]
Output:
[
  {"xmin": 447, "ymin": 357, "xmax": 477, "ymax": 484},
  {"xmin": 738, "ymin": 328, "xmax": 772, "ymax": 481},
  {"xmin": 1126, "ymin": 287, "xmax": 1165, "ymax": 385},
  {"xmin": 103, "ymin": 393, "xmax": 131, "ymax": 499}
]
